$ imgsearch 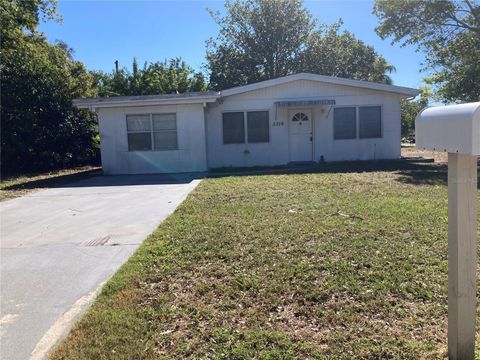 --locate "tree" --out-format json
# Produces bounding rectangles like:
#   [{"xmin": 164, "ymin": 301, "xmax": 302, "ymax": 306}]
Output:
[
  {"xmin": 1, "ymin": 0, "xmax": 100, "ymax": 174},
  {"xmin": 0, "ymin": 0, "xmax": 58, "ymax": 40},
  {"xmin": 92, "ymin": 58, "xmax": 208, "ymax": 97},
  {"xmin": 424, "ymin": 31, "xmax": 480, "ymax": 102},
  {"xmin": 400, "ymin": 88, "xmax": 430, "ymax": 141},
  {"xmin": 374, "ymin": 0, "xmax": 480, "ymax": 102},
  {"xmin": 207, "ymin": 0, "xmax": 395, "ymax": 89},
  {"xmin": 300, "ymin": 21, "xmax": 395, "ymax": 84}
]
